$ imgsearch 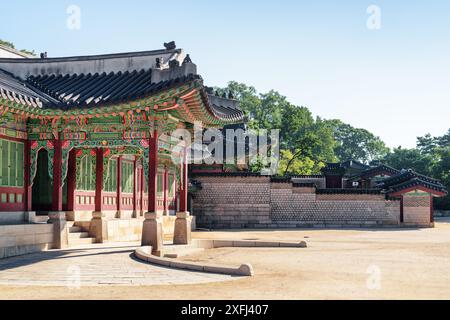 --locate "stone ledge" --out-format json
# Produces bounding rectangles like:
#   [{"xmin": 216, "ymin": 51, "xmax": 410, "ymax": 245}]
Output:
[
  {"xmin": 193, "ymin": 239, "xmax": 307, "ymax": 248},
  {"xmin": 134, "ymin": 246, "xmax": 254, "ymax": 276}
]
